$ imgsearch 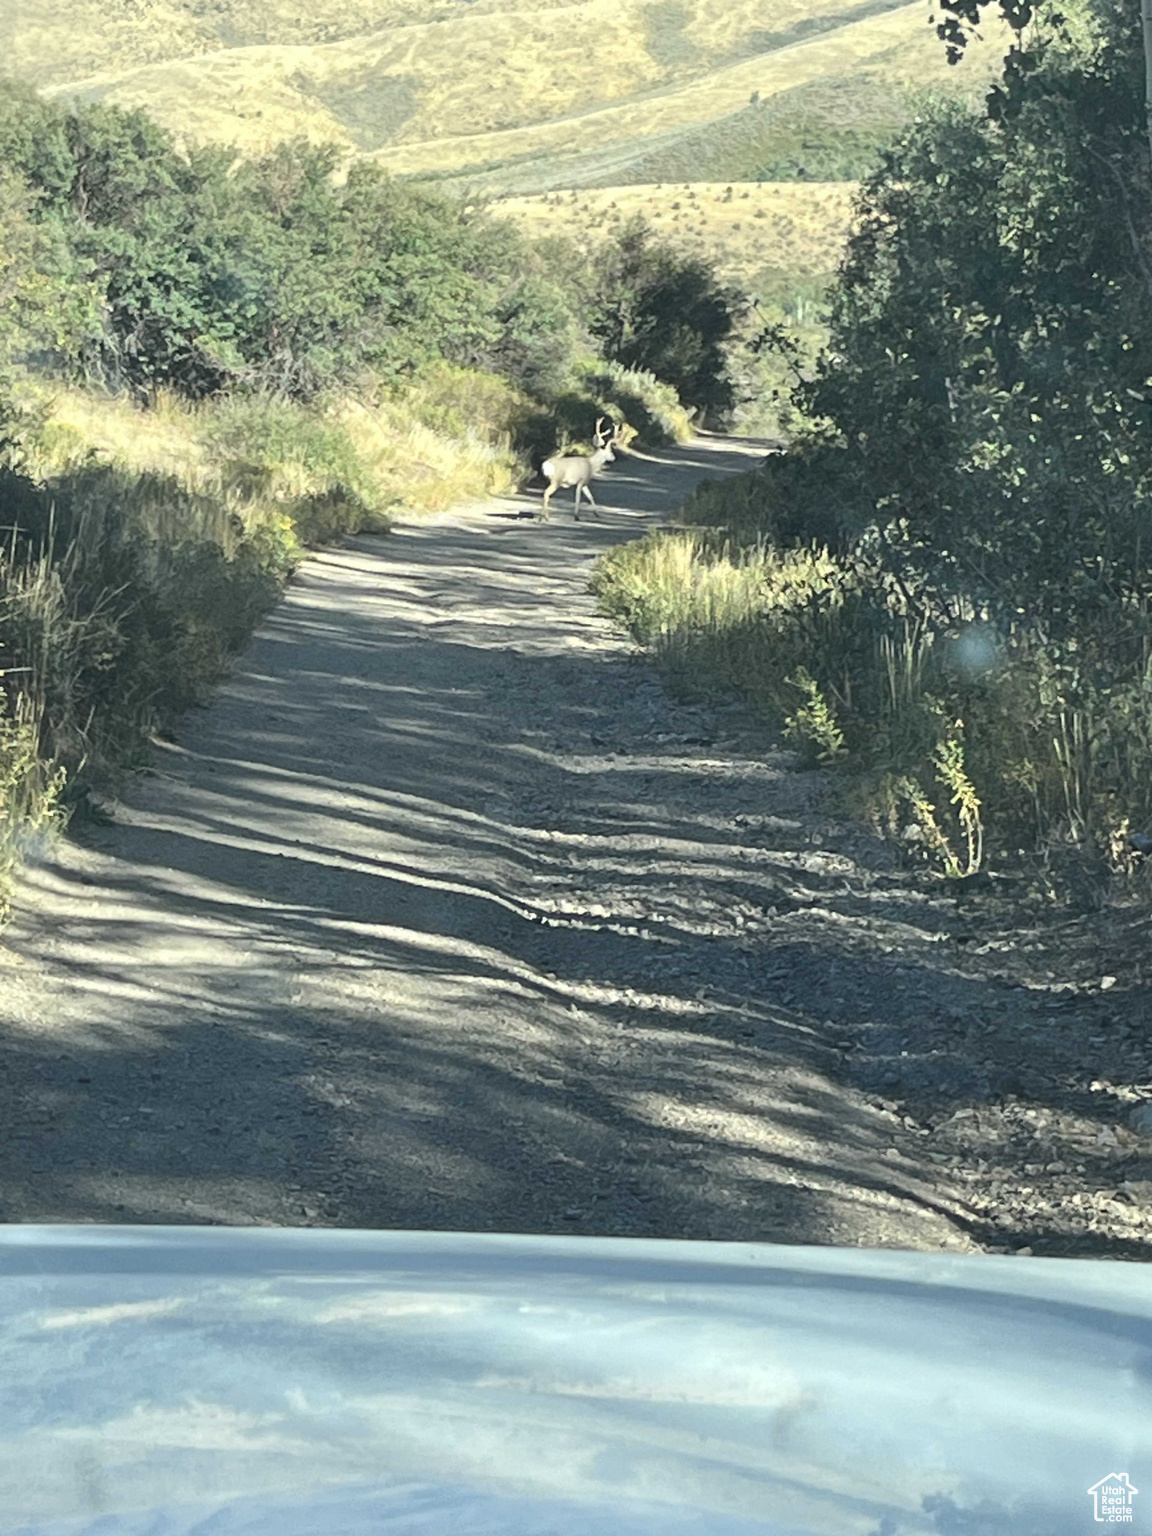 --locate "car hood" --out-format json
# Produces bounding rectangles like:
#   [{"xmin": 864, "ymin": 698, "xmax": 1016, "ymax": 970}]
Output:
[{"xmin": 0, "ymin": 1227, "xmax": 1149, "ymax": 1534}]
